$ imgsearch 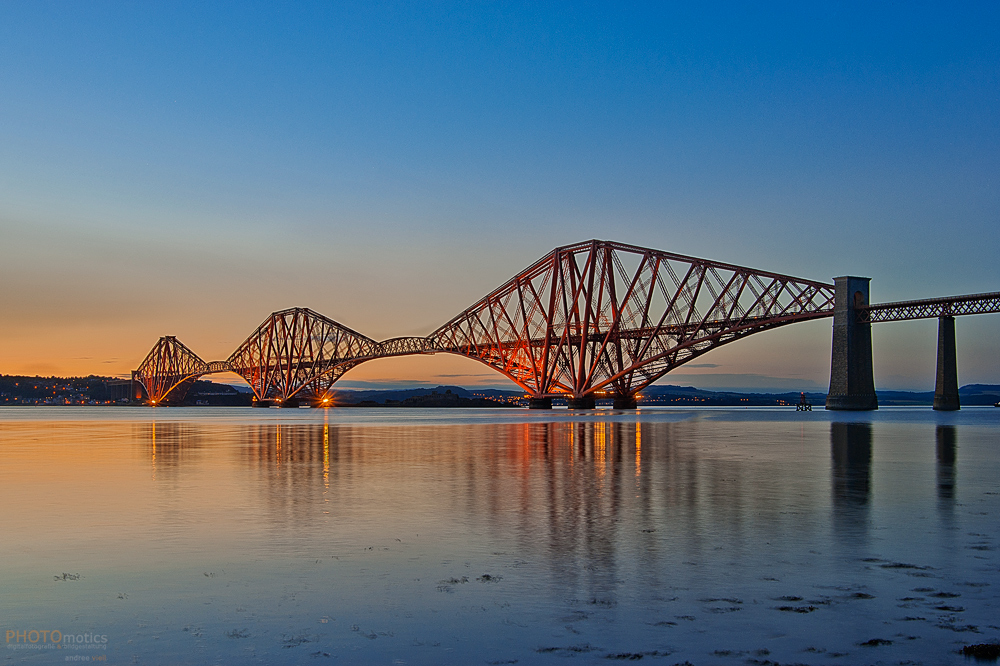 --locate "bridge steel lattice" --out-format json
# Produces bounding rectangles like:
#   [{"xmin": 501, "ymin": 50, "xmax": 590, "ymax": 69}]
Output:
[
  {"xmin": 133, "ymin": 336, "xmax": 210, "ymax": 406},
  {"xmin": 859, "ymin": 291, "xmax": 1000, "ymax": 323},
  {"xmin": 226, "ymin": 308, "xmax": 383, "ymax": 406},
  {"xmin": 431, "ymin": 240, "xmax": 836, "ymax": 407},
  {"xmin": 228, "ymin": 309, "xmax": 436, "ymax": 406}
]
